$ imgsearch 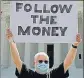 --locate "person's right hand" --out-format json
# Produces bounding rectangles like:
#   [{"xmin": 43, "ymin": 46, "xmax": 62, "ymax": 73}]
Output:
[{"xmin": 6, "ymin": 28, "xmax": 13, "ymax": 40}]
